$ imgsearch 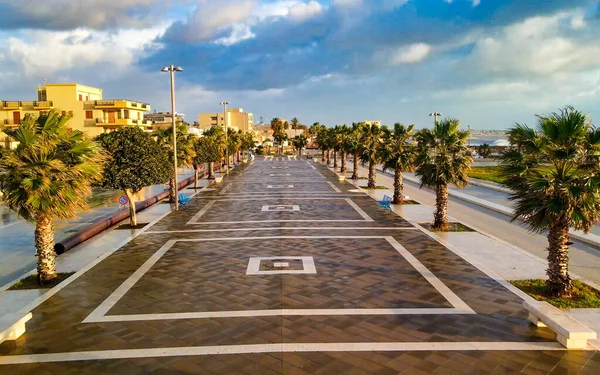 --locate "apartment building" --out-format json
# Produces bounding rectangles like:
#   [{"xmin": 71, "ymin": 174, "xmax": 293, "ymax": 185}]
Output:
[
  {"xmin": 1, "ymin": 83, "xmax": 151, "ymax": 148},
  {"xmin": 363, "ymin": 120, "xmax": 381, "ymax": 126},
  {"xmin": 198, "ymin": 108, "xmax": 254, "ymax": 133},
  {"xmin": 145, "ymin": 111, "xmax": 185, "ymax": 131}
]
